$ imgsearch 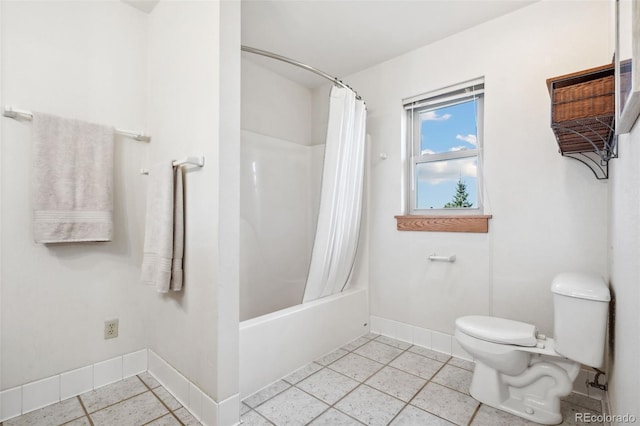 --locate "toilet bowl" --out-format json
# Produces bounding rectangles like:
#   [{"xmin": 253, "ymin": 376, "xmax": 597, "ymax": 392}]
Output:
[
  {"xmin": 455, "ymin": 317, "xmax": 580, "ymax": 424},
  {"xmin": 455, "ymin": 273, "xmax": 610, "ymax": 425}
]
